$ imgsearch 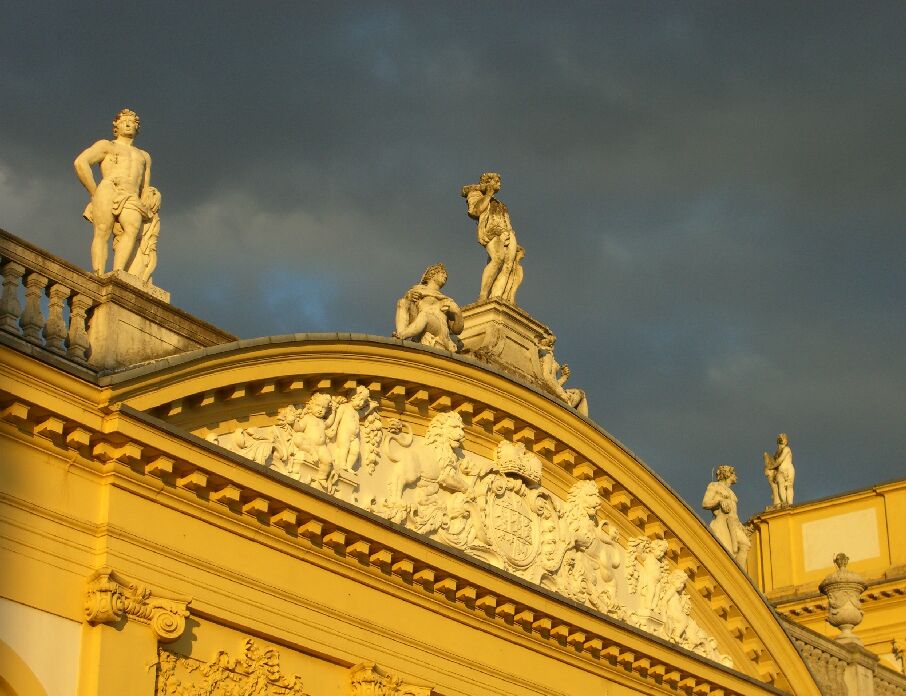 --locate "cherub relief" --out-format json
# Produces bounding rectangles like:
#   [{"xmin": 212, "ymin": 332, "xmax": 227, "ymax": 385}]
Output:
[
  {"xmin": 329, "ymin": 386, "xmax": 376, "ymax": 473},
  {"xmin": 627, "ymin": 537, "xmax": 670, "ymax": 621},
  {"xmin": 292, "ymin": 393, "xmax": 338, "ymax": 492}
]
